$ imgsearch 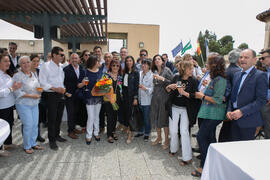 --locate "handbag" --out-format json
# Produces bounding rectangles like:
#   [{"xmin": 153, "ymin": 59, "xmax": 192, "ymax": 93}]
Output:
[{"xmin": 129, "ymin": 105, "xmax": 143, "ymax": 131}]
